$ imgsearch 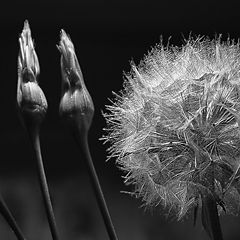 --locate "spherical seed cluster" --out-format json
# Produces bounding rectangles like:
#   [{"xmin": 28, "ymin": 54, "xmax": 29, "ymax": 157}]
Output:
[{"xmin": 103, "ymin": 37, "xmax": 240, "ymax": 219}]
